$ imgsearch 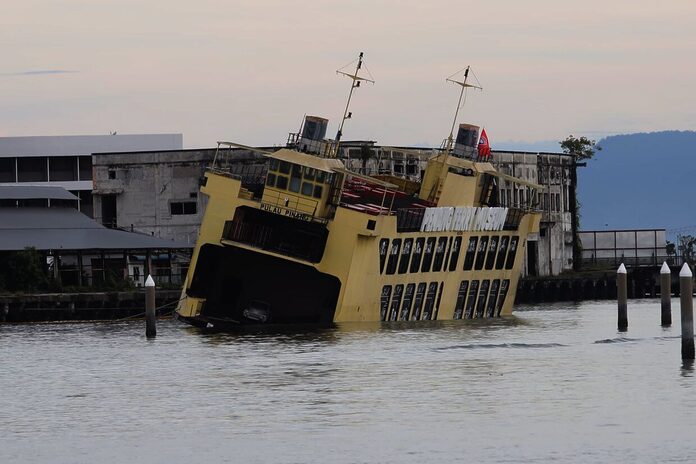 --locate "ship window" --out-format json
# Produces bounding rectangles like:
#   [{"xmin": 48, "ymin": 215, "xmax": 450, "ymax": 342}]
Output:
[
  {"xmin": 276, "ymin": 175, "xmax": 288, "ymax": 190},
  {"xmin": 496, "ymin": 280, "xmax": 510, "ymax": 316},
  {"xmin": 380, "ymin": 285, "xmax": 392, "ymax": 321},
  {"xmin": 398, "ymin": 238, "xmax": 413, "ymax": 274},
  {"xmin": 463, "ymin": 236, "xmax": 478, "ymax": 271},
  {"xmin": 289, "ymin": 176, "xmax": 301, "ymax": 193},
  {"xmin": 453, "ymin": 280, "xmax": 469, "ymax": 319},
  {"xmin": 474, "ymin": 236, "xmax": 489, "ymax": 270},
  {"xmin": 432, "ymin": 237, "xmax": 447, "ymax": 272},
  {"xmin": 313, "ymin": 185, "xmax": 323, "ymax": 198},
  {"xmin": 475, "ymin": 280, "xmax": 490, "ymax": 318},
  {"xmin": 442, "ymin": 237, "xmax": 453, "ymax": 271},
  {"xmin": 422, "ymin": 282, "xmax": 438, "ymax": 320},
  {"xmin": 379, "ymin": 238, "xmax": 389, "ymax": 274},
  {"xmin": 386, "ymin": 238, "xmax": 401, "ymax": 275},
  {"xmin": 266, "ymin": 173, "xmax": 276, "ymax": 187},
  {"xmin": 485, "ymin": 236, "xmax": 498, "ymax": 270},
  {"xmin": 316, "ymin": 171, "xmax": 326, "ymax": 183},
  {"xmin": 303, "ymin": 167, "xmax": 316, "ymax": 181},
  {"xmin": 412, "ymin": 283, "xmax": 427, "ymax": 320},
  {"xmin": 496, "ymin": 236, "xmax": 509, "ymax": 270},
  {"xmin": 465, "ymin": 280, "xmax": 479, "ymax": 319},
  {"xmin": 487, "ymin": 280, "xmax": 501, "ymax": 317},
  {"xmin": 292, "ymin": 164, "xmax": 302, "ymax": 177},
  {"xmin": 400, "ymin": 283, "xmax": 415, "ymax": 320},
  {"xmin": 279, "ymin": 161, "xmax": 291, "ymax": 174},
  {"xmin": 269, "ymin": 159, "xmax": 279, "ymax": 171},
  {"xmin": 410, "ymin": 238, "xmax": 425, "ymax": 273},
  {"xmin": 433, "ymin": 282, "xmax": 444, "ymax": 320},
  {"xmin": 301, "ymin": 181, "xmax": 313, "ymax": 196},
  {"xmin": 421, "ymin": 237, "xmax": 436, "ymax": 272},
  {"xmin": 505, "ymin": 236, "xmax": 519, "ymax": 270},
  {"xmin": 388, "ymin": 284, "xmax": 404, "ymax": 321},
  {"xmin": 449, "ymin": 236, "xmax": 462, "ymax": 271}
]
